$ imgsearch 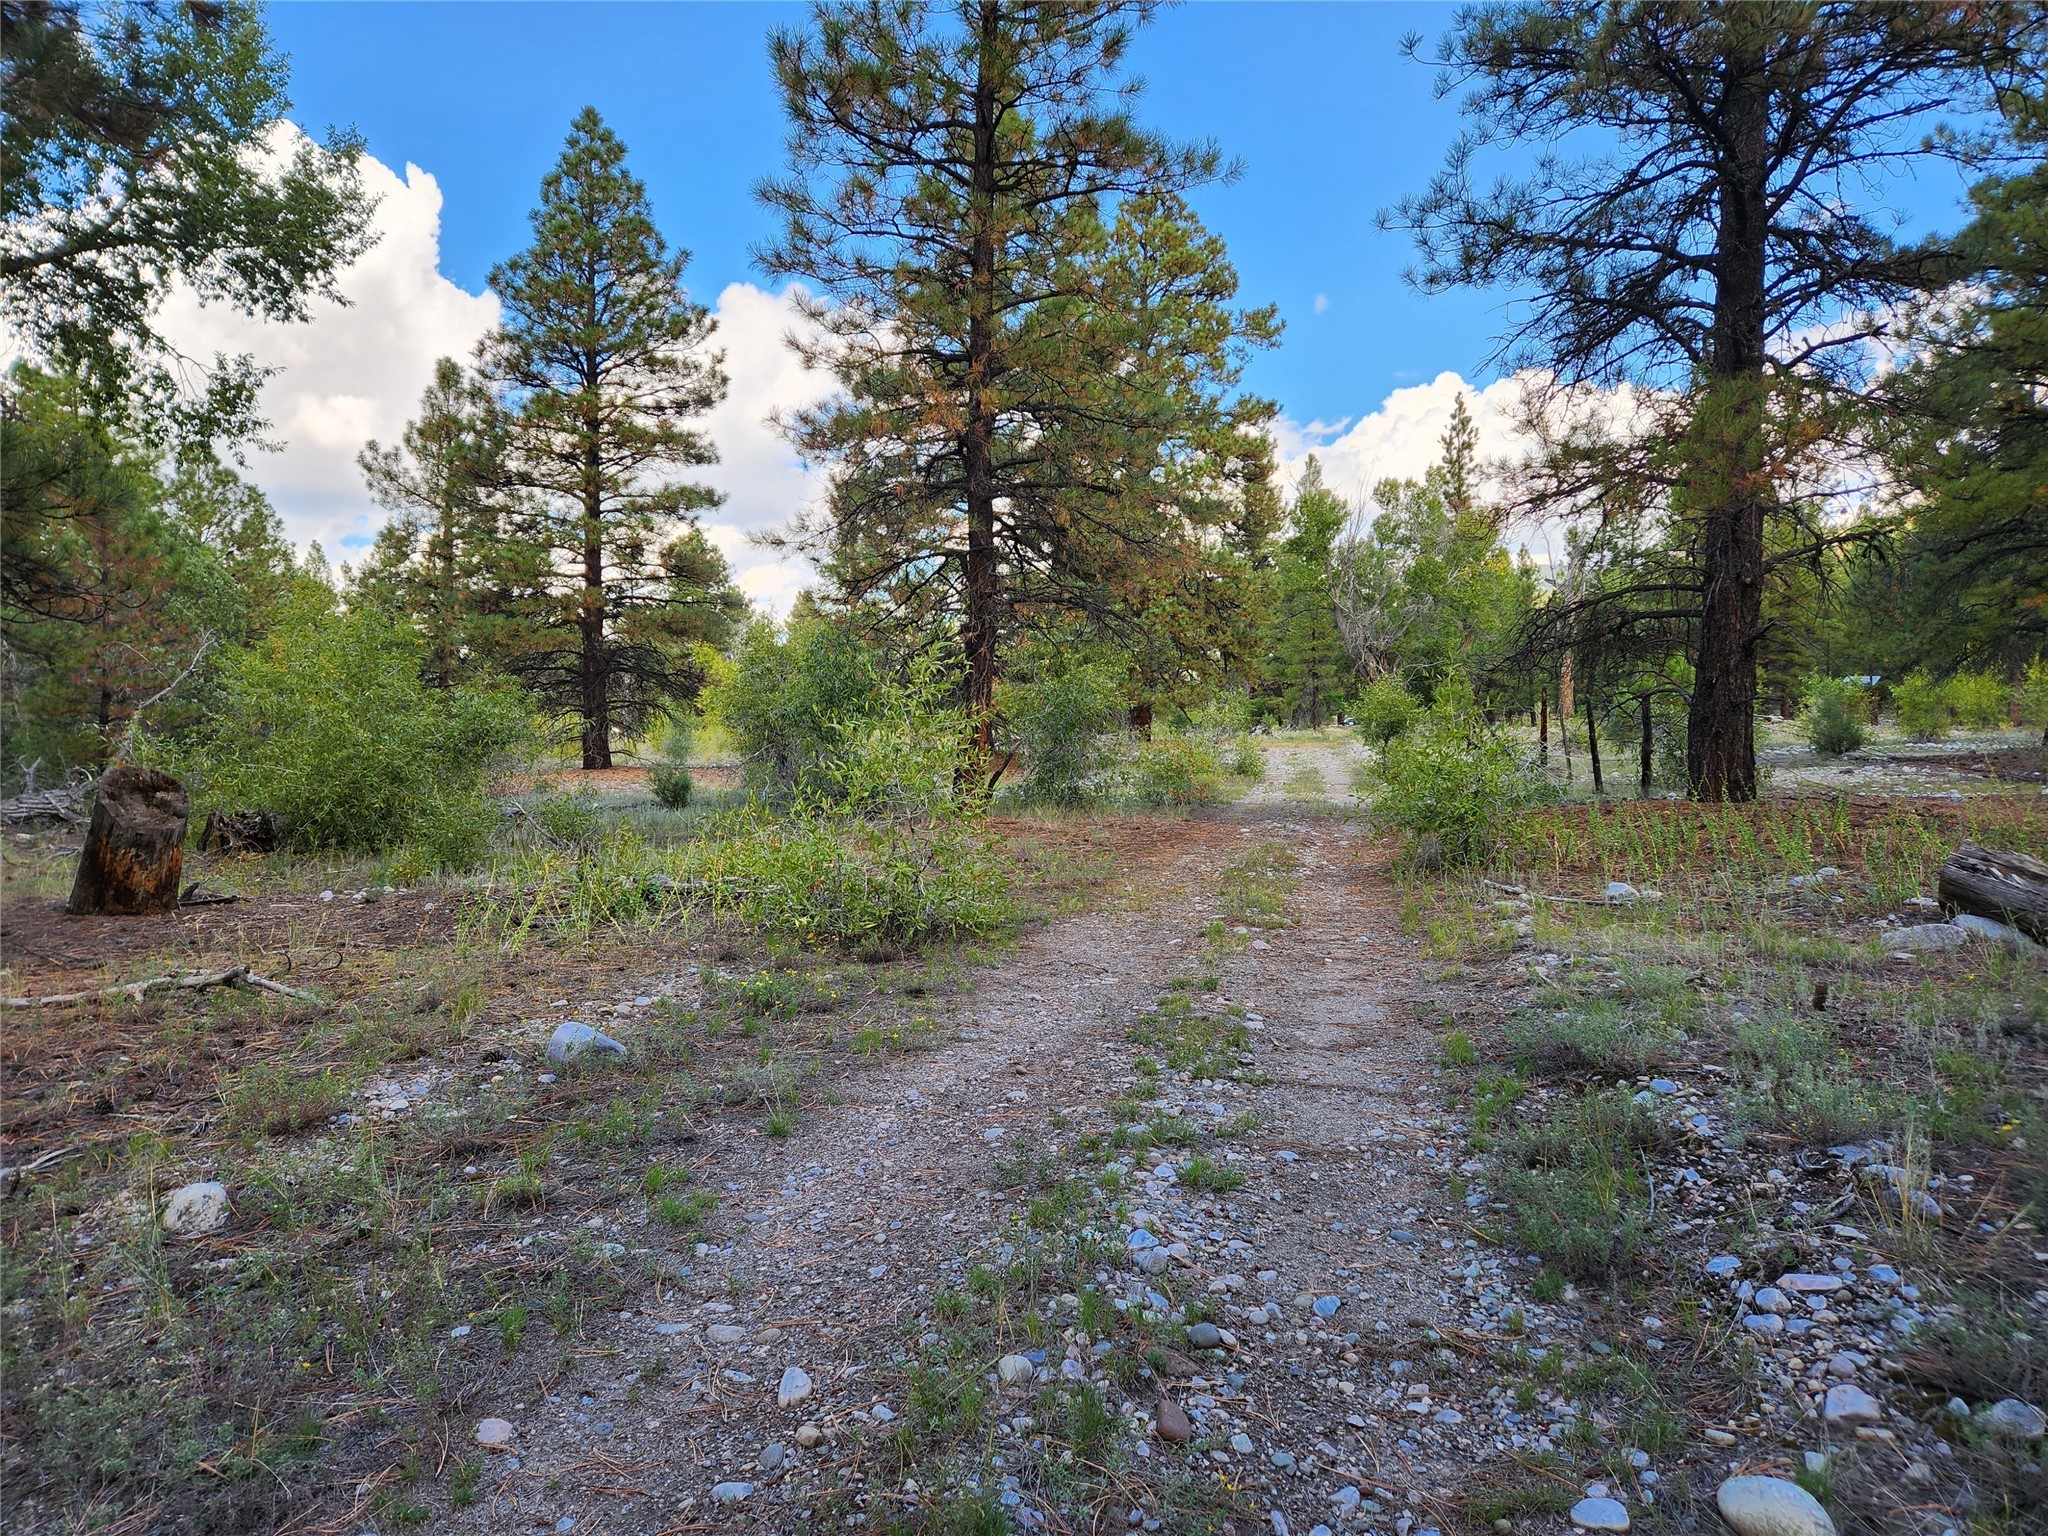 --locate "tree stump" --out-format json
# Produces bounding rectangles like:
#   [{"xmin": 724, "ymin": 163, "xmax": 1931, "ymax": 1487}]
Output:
[
  {"xmin": 1937, "ymin": 842, "xmax": 2048, "ymax": 944},
  {"xmin": 66, "ymin": 765, "xmax": 189, "ymax": 916}
]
